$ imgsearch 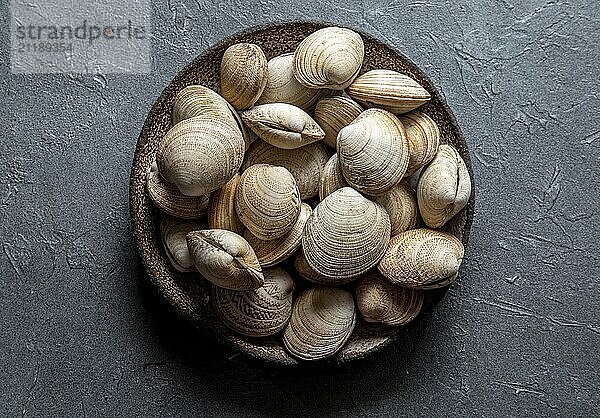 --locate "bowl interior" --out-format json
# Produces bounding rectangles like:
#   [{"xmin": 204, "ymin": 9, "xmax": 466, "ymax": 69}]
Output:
[{"xmin": 129, "ymin": 21, "xmax": 475, "ymax": 366}]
